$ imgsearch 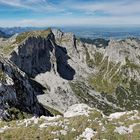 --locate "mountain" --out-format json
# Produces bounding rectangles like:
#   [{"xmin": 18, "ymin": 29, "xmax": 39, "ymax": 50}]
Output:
[
  {"xmin": 9, "ymin": 29, "xmax": 79, "ymax": 114},
  {"xmin": 0, "ymin": 27, "xmax": 47, "ymax": 36},
  {"xmin": 1, "ymin": 28, "xmax": 140, "ymax": 139},
  {"xmin": 0, "ymin": 30, "xmax": 8, "ymax": 38},
  {"xmin": 0, "ymin": 28, "xmax": 138, "ymax": 116}
]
